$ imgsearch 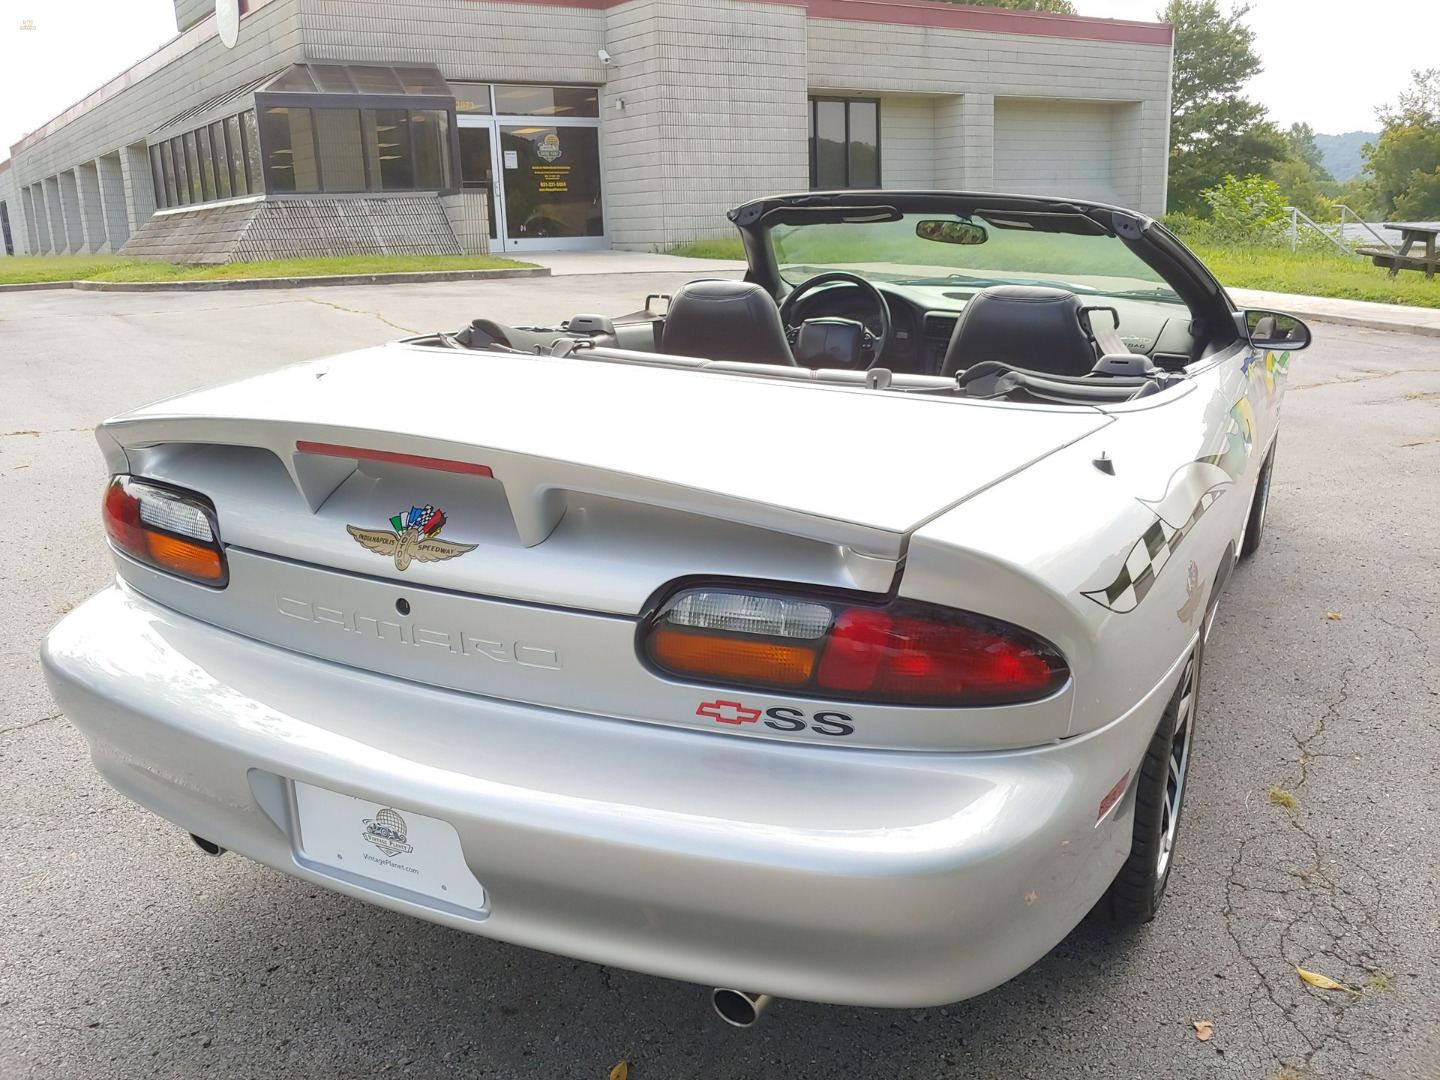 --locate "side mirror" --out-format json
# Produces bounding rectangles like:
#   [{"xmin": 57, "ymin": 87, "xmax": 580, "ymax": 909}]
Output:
[
  {"xmin": 1243, "ymin": 309, "xmax": 1311, "ymax": 351},
  {"xmin": 916, "ymin": 219, "xmax": 988, "ymax": 246}
]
